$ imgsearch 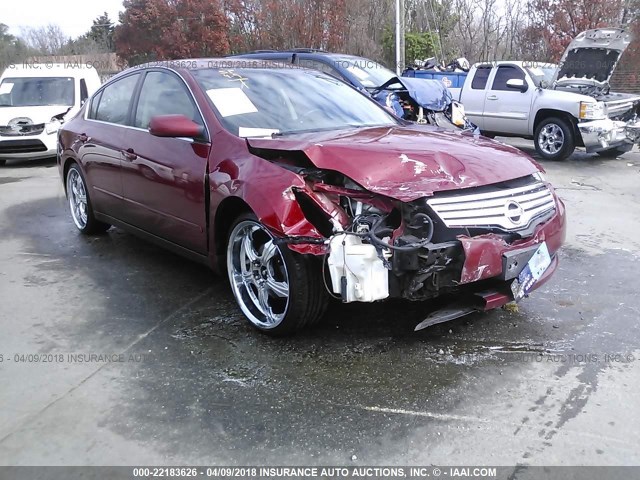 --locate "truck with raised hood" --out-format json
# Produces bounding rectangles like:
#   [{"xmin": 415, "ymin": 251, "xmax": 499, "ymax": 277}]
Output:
[{"xmin": 447, "ymin": 28, "xmax": 640, "ymax": 161}]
